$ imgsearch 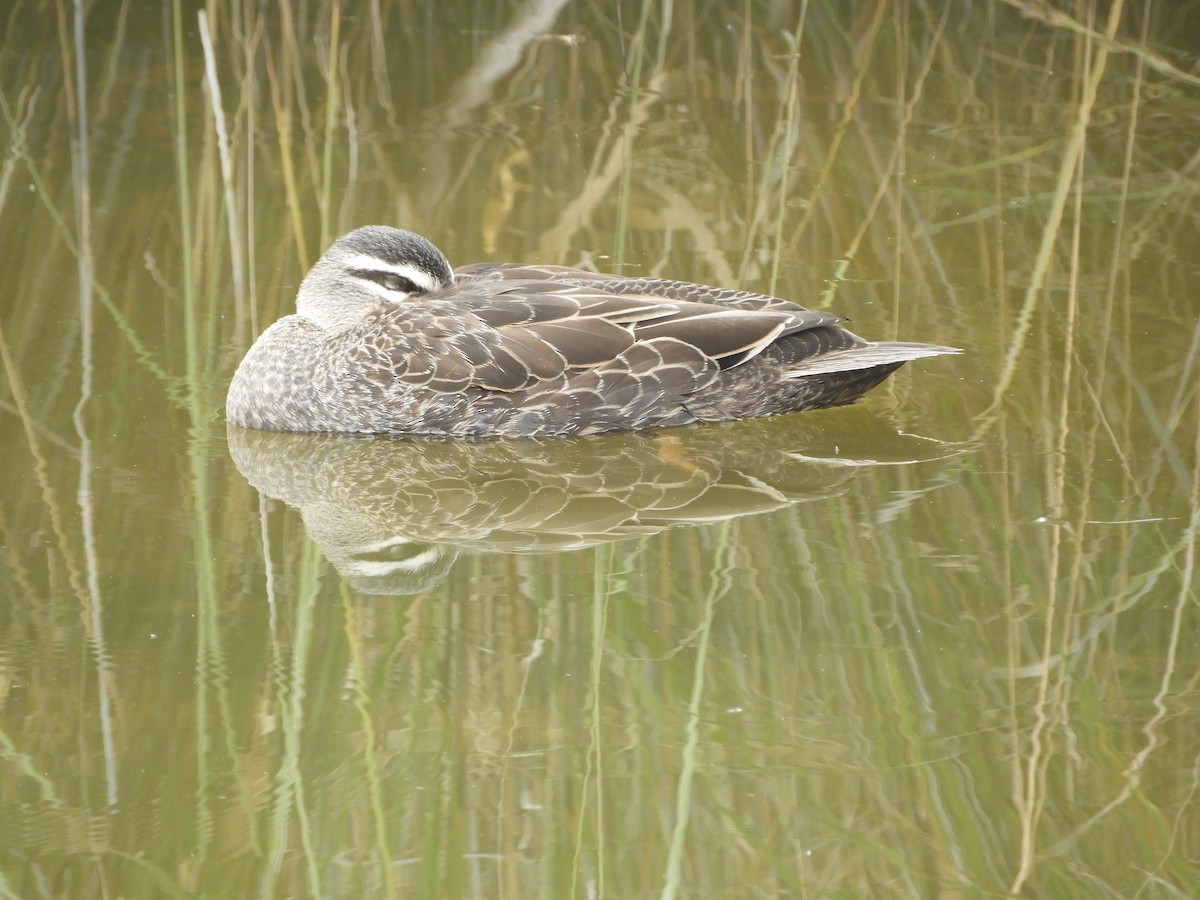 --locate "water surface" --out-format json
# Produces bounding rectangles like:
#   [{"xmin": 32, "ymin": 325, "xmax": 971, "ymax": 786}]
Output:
[{"xmin": 2, "ymin": 2, "xmax": 1198, "ymax": 896}]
